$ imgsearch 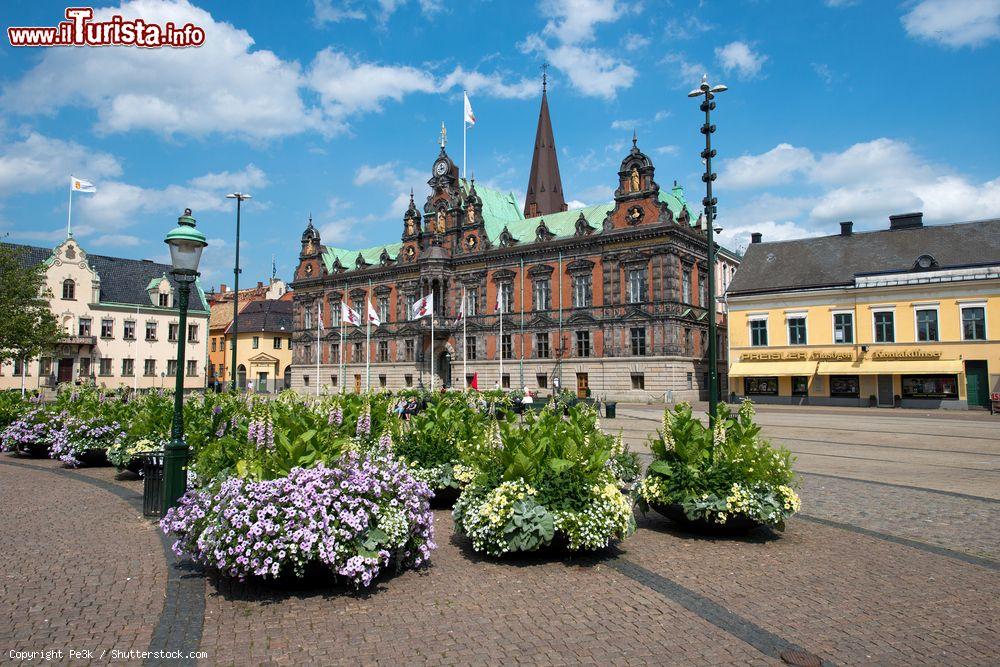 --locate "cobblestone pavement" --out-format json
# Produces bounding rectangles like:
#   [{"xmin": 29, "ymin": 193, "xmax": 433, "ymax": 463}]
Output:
[
  {"xmin": 2, "ymin": 415, "xmax": 999, "ymax": 667},
  {"xmin": 0, "ymin": 458, "xmax": 165, "ymax": 663}
]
